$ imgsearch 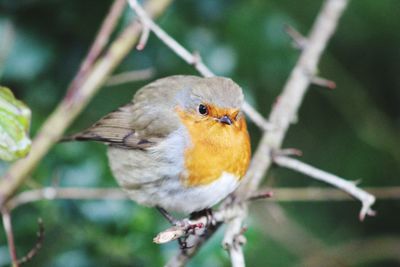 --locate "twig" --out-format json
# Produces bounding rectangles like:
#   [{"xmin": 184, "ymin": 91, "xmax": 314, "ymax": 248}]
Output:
[
  {"xmin": 7, "ymin": 186, "xmax": 397, "ymax": 211},
  {"xmin": 0, "ymin": 0, "xmax": 173, "ymax": 208},
  {"xmin": 276, "ymin": 148, "xmax": 303, "ymax": 157},
  {"xmin": 127, "ymin": 0, "xmax": 270, "ymax": 131},
  {"xmin": 6, "ymin": 187, "xmax": 128, "ymax": 211},
  {"xmin": 247, "ymin": 191, "xmax": 274, "ymax": 201},
  {"xmin": 259, "ymin": 187, "xmax": 400, "ymax": 202},
  {"xmin": 222, "ymin": 203, "xmax": 247, "ymax": 267},
  {"xmin": 136, "ymin": 24, "xmax": 150, "ymax": 50},
  {"xmin": 242, "ymin": 102, "xmax": 274, "ymax": 131},
  {"xmin": 238, "ymin": 0, "xmax": 349, "ymax": 197},
  {"xmin": 310, "ymin": 75, "xmax": 336, "ymax": 89},
  {"xmin": 105, "ymin": 68, "xmax": 154, "ymax": 86},
  {"xmin": 17, "ymin": 218, "xmax": 45, "ymax": 265},
  {"xmin": 235, "ymin": 0, "xmax": 350, "ymax": 265},
  {"xmin": 273, "ymin": 155, "xmax": 376, "ymax": 221},
  {"xmin": 1, "ymin": 208, "xmax": 18, "ymax": 267},
  {"xmin": 237, "ymin": 1, "xmax": 350, "ymax": 265},
  {"xmin": 66, "ymin": 0, "xmax": 127, "ymax": 101},
  {"xmin": 154, "ymin": 218, "xmax": 208, "ymax": 244},
  {"xmin": 284, "ymin": 25, "xmax": 336, "ymax": 90},
  {"xmin": 128, "ymin": 0, "xmax": 213, "ymax": 76}
]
